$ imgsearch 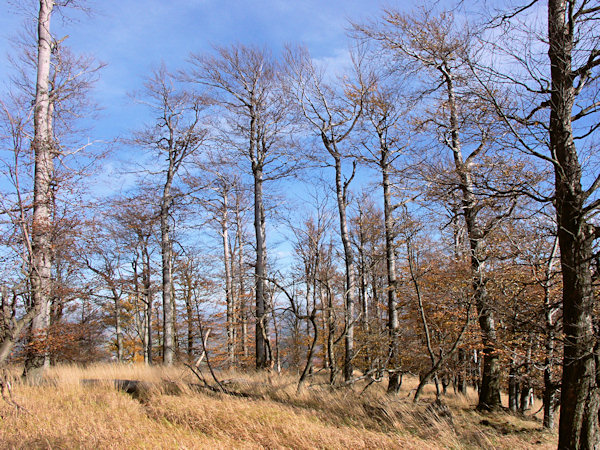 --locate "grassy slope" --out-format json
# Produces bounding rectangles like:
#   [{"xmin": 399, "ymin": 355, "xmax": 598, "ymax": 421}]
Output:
[{"xmin": 0, "ymin": 364, "xmax": 556, "ymax": 449}]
